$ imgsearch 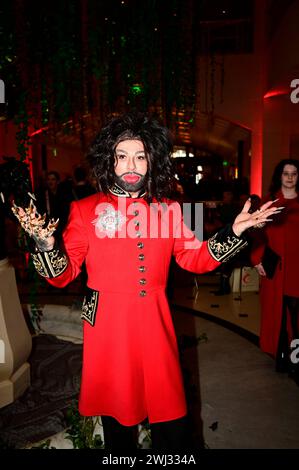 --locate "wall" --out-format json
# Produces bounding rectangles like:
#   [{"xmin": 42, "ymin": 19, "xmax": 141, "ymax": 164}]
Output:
[
  {"xmin": 0, "ymin": 121, "xmax": 18, "ymax": 163},
  {"xmin": 262, "ymin": 0, "xmax": 299, "ymax": 193}
]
